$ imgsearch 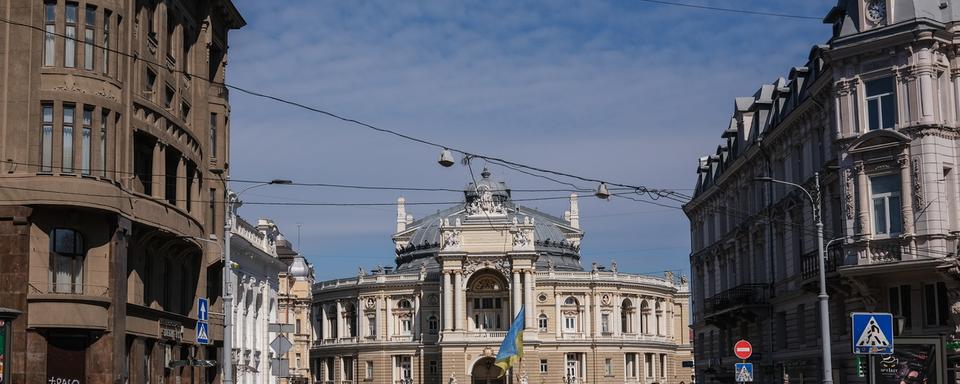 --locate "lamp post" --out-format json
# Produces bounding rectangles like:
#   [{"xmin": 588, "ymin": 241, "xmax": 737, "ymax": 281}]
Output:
[
  {"xmin": 755, "ymin": 172, "xmax": 832, "ymax": 384},
  {"xmin": 223, "ymin": 179, "xmax": 292, "ymax": 384}
]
